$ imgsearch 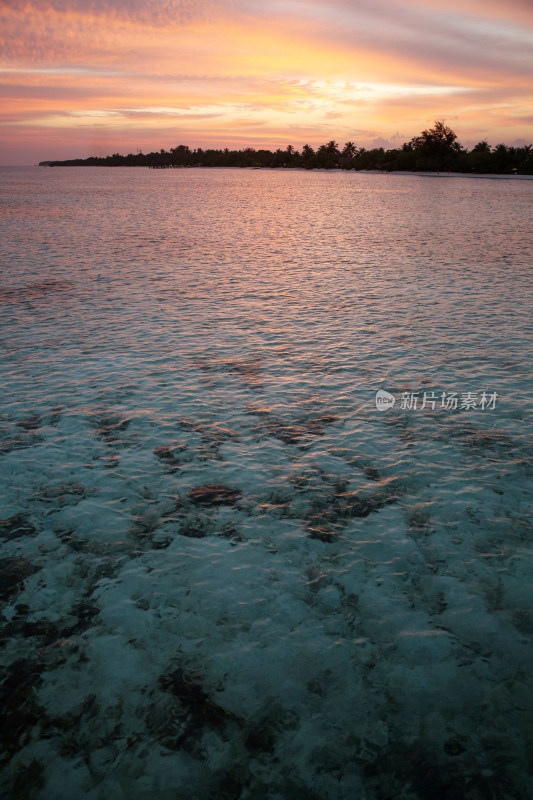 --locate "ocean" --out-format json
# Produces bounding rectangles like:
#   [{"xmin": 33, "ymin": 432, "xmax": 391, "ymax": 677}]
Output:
[{"xmin": 1, "ymin": 165, "xmax": 532, "ymax": 799}]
